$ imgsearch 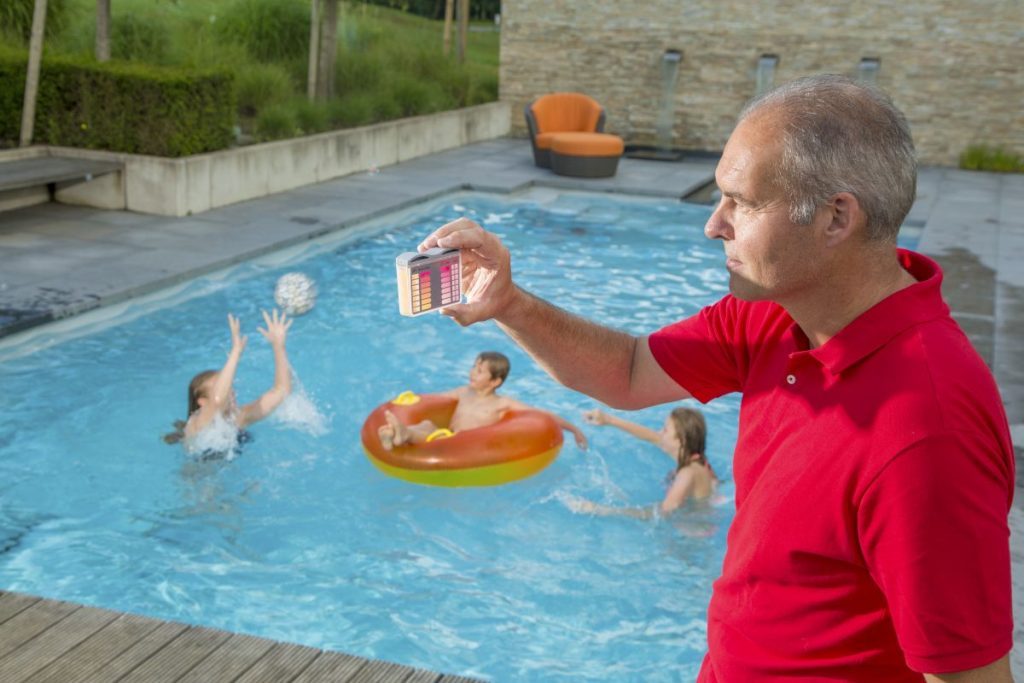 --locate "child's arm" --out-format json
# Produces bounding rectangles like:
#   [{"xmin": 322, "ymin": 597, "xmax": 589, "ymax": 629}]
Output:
[
  {"xmin": 660, "ymin": 467, "xmax": 697, "ymax": 516},
  {"xmin": 508, "ymin": 398, "xmax": 588, "ymax": 449},
  {"xmin": 553, "ymin": 413, "xmax": 588, "ymax": 450},
  {"xmin": 583, "ymin": 408, "xmax": 661, "ymax": 446},
  {"xmin": 187, "ymin": 314, "xmax": 247, "ymax": 435},
  {"xmin": 568, "ymin": 497, "xmax": 655, "ymax": 520},
  {"xmin": 238, "ymin": 309, "xmax": 293, "ymax": 428}
]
